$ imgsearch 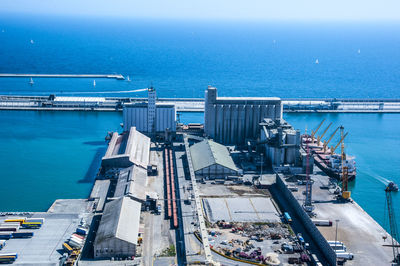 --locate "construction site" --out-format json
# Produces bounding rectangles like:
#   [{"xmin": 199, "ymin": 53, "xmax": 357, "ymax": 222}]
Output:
[{"xmin": 1, "ymin": 85, "xmax": 399, "ymax": 266}]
